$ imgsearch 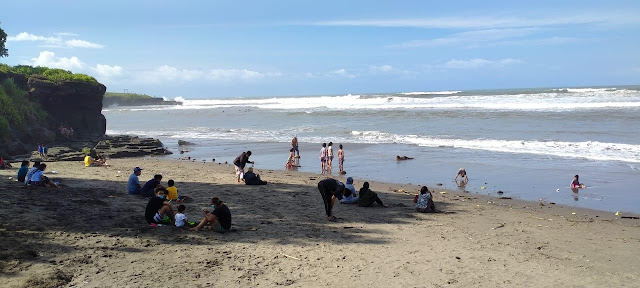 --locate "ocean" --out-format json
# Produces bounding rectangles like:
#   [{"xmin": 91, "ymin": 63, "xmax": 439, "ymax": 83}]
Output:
[{"xmin": 103, "ymin": 87, "xmax": 640, "ymax": 213}]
